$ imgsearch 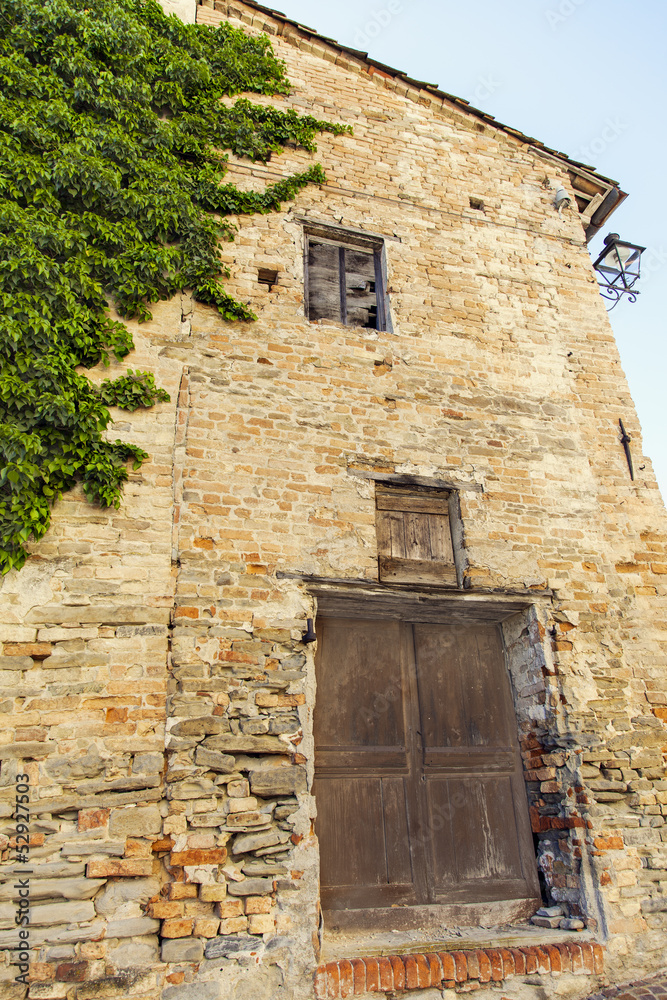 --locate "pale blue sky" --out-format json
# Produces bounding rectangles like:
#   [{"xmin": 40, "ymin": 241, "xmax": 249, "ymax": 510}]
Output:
[{"xmin": 270, "ymin": 0, "xmax": 667, "ymax": 499}]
